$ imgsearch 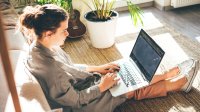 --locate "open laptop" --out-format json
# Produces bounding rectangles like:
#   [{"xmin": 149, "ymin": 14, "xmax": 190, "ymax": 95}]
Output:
[{"xmin": 109, "ymin": 29, "xmax": 165, "ymax": 97}]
